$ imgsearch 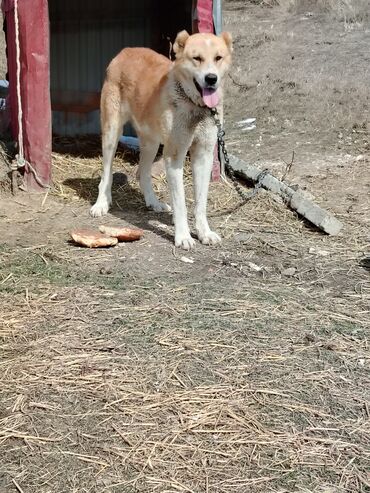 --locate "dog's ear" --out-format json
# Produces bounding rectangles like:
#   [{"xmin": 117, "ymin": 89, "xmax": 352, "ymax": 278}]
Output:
[
  {"xmin": 174, "ymin": 30, "xmax": 190, "ymax": 55},
  {"xmin": 221, "ymin": 31, "xmax": 233, "ymax": 53}
]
